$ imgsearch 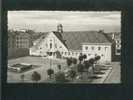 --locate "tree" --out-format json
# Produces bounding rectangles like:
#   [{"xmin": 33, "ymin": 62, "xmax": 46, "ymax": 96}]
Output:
[
  {"xmin": 57, "ymin": 65, "xmax": 62, "ymax": 70},
  {"xmin": 69, "ymin": 70, "xmax": 76, "ymax": 81},
  {"xmin": 66, "ymin": 58, "xmax": 72, "ymax": 67},
  {"xmin": 88, "ymin": 58, "xmax": 95, "ymax": 73},
  {"xmin": 77, "ymin": 62, "xmax": 84, "ymax": 75},
  {"xmin": 47, "ymin": 69, "xmax": 54, "ymax": 79},
  {"xmin": 94, "ymin": 55, "xmax": 101, "ymax": 63},
  {"xmin": 55, "ymin": 71, "xmax": 66, "ymax": 82},
  {"xmin": 94, "ymin": 55, "xmax": 101, "ymax": 72},
  {"xmin": 72, "ymin": 58, "xmax": 77, "ymax": 65},
  {"xmin": 78, "ymin": 55, "xmax": 84, "ymax": 63},
  {"xmin": 84, "ymin": 60, "xmax": 91, "ymax": 74},
  {"xmin": 31, "ymin": 71, "xmax": 41, "ymax": 82},
  {"xmin": 83, "ymin": 54, "xmax": 87, "ymax": 61}
]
